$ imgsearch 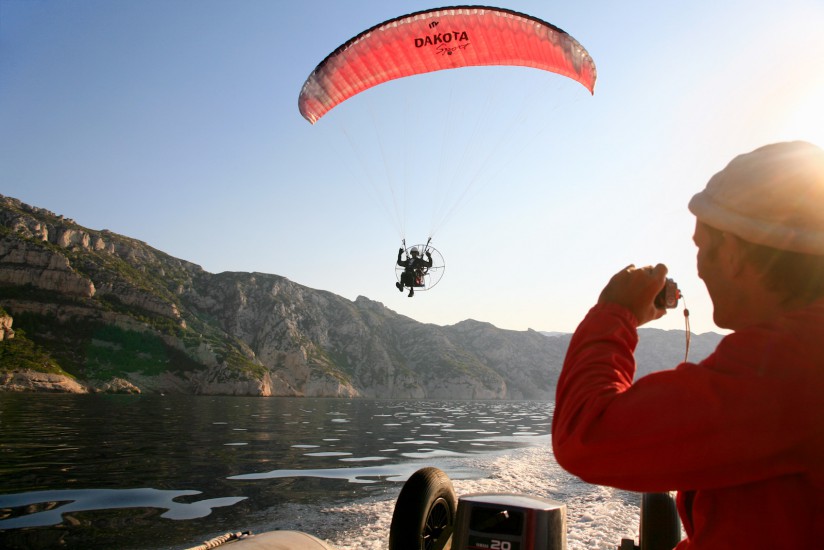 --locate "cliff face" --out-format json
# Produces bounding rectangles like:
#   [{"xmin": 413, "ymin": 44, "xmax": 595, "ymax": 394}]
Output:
[
  {"xmin": 0, "ymin": 195, "xmax": 570, "ymax": 398},
  {"xmin": 0, "ymin": 309, "xmax": 13, "ymax": 341}
]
